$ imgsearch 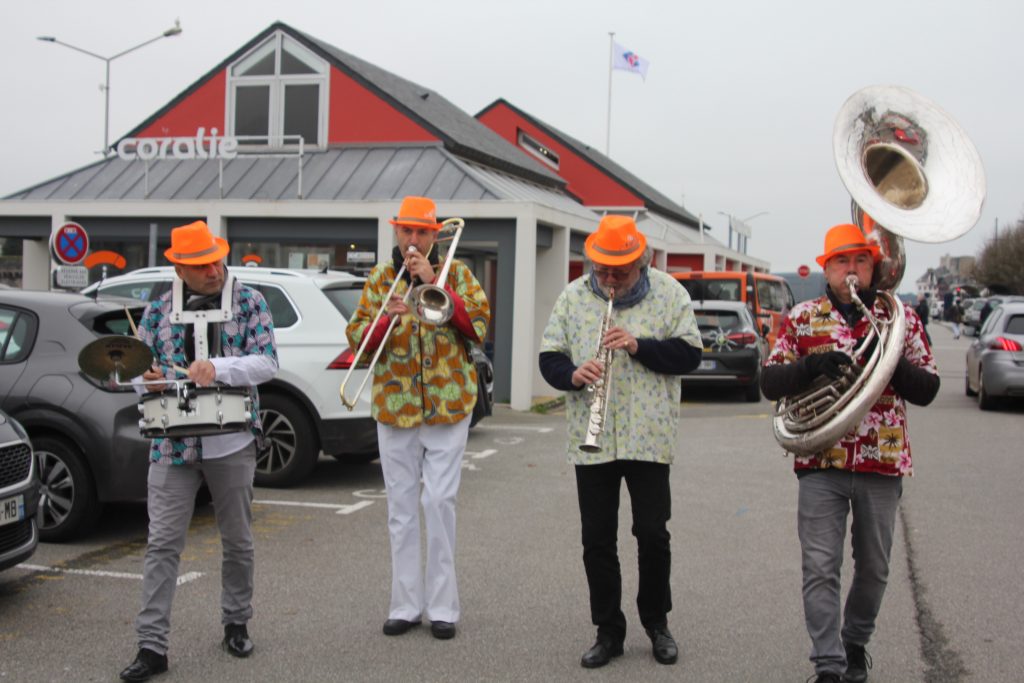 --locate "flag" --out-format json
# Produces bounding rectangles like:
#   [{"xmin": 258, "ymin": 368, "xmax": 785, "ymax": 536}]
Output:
[{"xmin": 611, "ymin": 40, "xmax": 650, "ymax": 80}]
